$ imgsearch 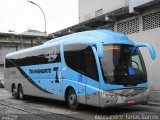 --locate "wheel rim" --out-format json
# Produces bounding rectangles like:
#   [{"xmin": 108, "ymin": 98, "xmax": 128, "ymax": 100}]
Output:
[
  {"xmin": 12, "ymin": 87, "xmax": 16, "ymax": 96},
  {"xmin": 19, "ymin": 86, "xmax": 23, "ymax": 99},
  {"xmin": 19, "ymin": 90, "xmax": 23, "ymax": 99},
  {"xmin": 69, "ymin": 94, "xmax": 76, "ymax": 105}
]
